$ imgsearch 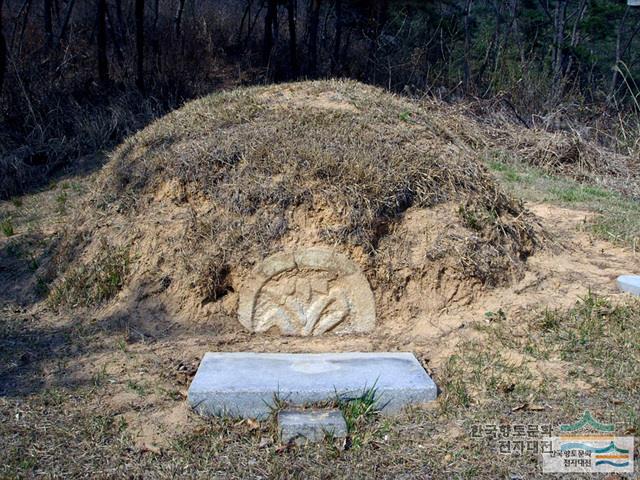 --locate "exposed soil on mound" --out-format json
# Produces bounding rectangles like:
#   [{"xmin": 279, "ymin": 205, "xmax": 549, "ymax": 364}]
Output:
[
  {"xmin": 44, "ymin": 80, "xmax": 542, "ymax": 329},
  {"xmin": 96, "ymin": 204, "xmax": 640, "ymax": 452},
  {"xmin": 2, "ymin": 82, "xmax": 639, "ymax": 456},
  {"xmin": 4, "ymin": 202, "xmax": 635, "ymax": 452}
]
